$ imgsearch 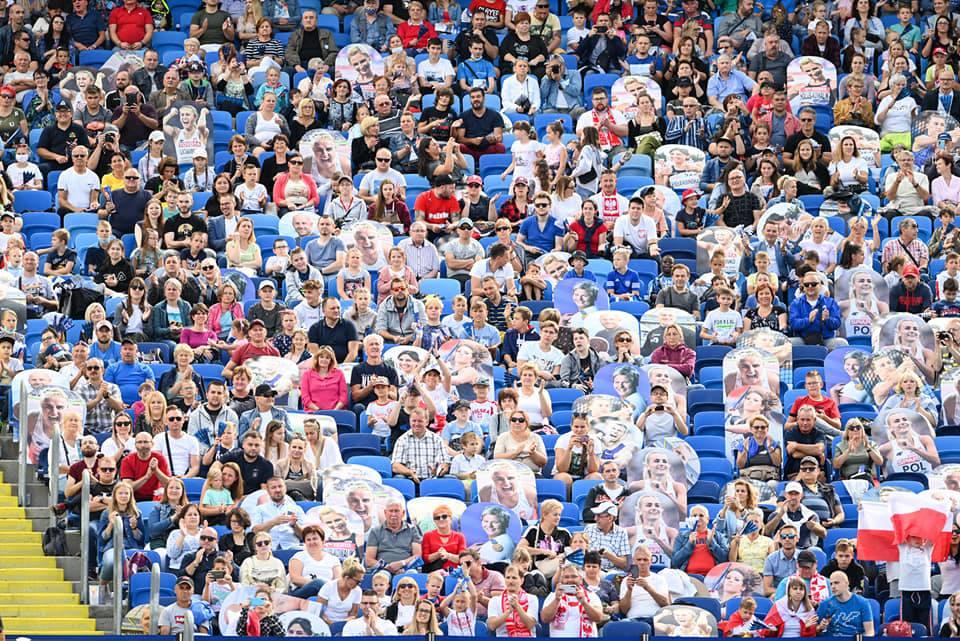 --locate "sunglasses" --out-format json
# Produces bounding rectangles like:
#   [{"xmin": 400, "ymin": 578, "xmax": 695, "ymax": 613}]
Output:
[
  {"xmin": 86, "ymin": 365, "xmax": 102, "ymax": 370},
  {"xmin": 535, "ymin": 202, "xmax": 550, "ymax": 208},
  {"xmin": 168, "ymin": 416, "xmax": 183, "ymax": 421},
  {"xmin": 803, "ymin": 282, "xmax": 819, "ymax": 288},
  {"xmin": 780, "ymin": 533, "xmax": 797, "ymax": 539},
  {"xmin": 202, "ymin": 265, "xmax": 216, "ymax": 270},
  {"xmin": 434, "ymin": 514, "xmax": 450, "ymax": 520},
  {"xmin": 129, "ymin": 284, "xmax": 145, "ymax": 290},
  {"xmin": 200, "ymin": 535, "xmax": 216, "ymax": 542},
  {"xmin": 289, "ymin": 159, "xmax": 304, "ymax": 165},
  {"xmin": 115, "ymin": 421, "xmax": 132, "ymax": 427},
  {"xmin": 256, "ymin": 540, "xmax": 272, "ymax": 547},
  {"xmin": 848, "ymin": 424, "xmax": 862, "ymax": 430},
  {"xmin": 399, "ymin": 584, "xmax": 417, "ymax": 589},
  {"xmin": 617, "ymin": 336, "xmax": 632, "ymax": 342},
  {"xmin": 800, "ymin": 466, "xmax": 817, "ymax": 471},
  {"xmin": 376, "ymin": 157, "xmax": 391, "ymax": 162},
  {"xmin": 510, "ymin": 417, "xmax": 526, "ymax": 423}
]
